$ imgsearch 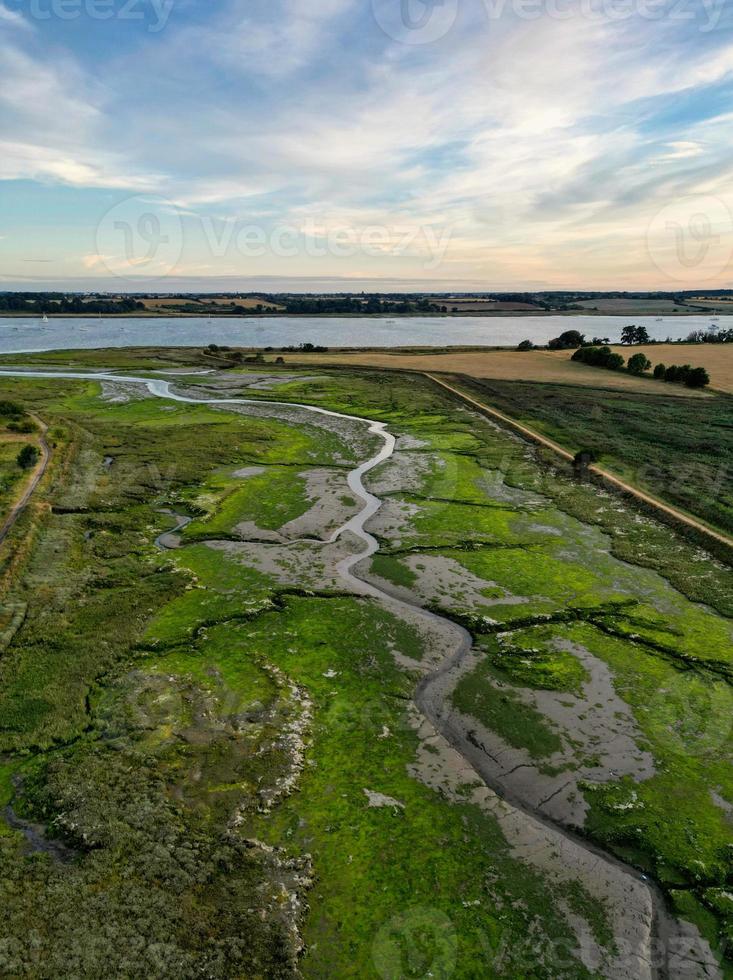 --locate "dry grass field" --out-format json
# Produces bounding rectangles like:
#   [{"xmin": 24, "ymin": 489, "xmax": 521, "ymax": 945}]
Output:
[
  {"xmin": 287, "ymin": 344, "xmax": 733, "ymax": 395},
  {"xmin": 140, "ymin": 296, "xmax": 284, "ymax": 312}
]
